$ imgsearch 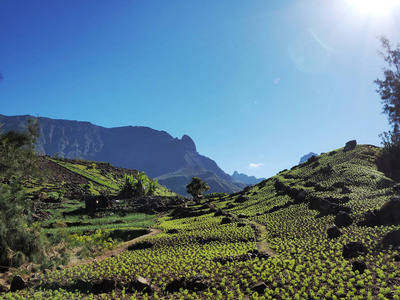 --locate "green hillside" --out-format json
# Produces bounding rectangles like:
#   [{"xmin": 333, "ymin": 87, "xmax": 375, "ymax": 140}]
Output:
[
  {"xmin": 3, "ymin": 144, "xmax": 400, "ymax": 299},
  {"xmin": 32, "ymin": 156, "xmax": 176, "ymax": 198}
]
